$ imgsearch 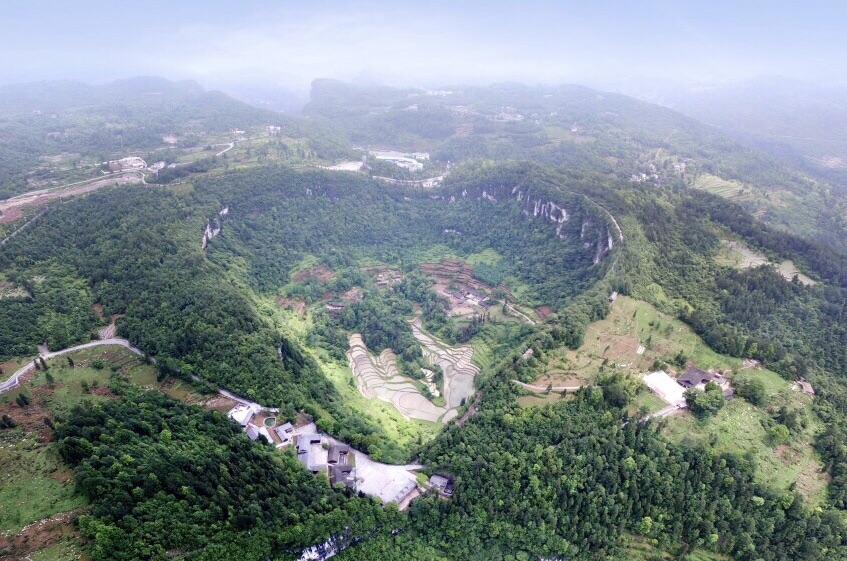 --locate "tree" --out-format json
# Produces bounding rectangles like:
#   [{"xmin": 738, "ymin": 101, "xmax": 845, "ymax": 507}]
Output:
[
  {"xmin": 685, "ymin": 382, "xmax": 725, "ymax": 418},
  {"xmin": 768, "ymin": 424, "xmax": 790, "ymax": 446},
  {"xmin": 735, "ymin": 376, "xmax": 766, "ymax": 406}
]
